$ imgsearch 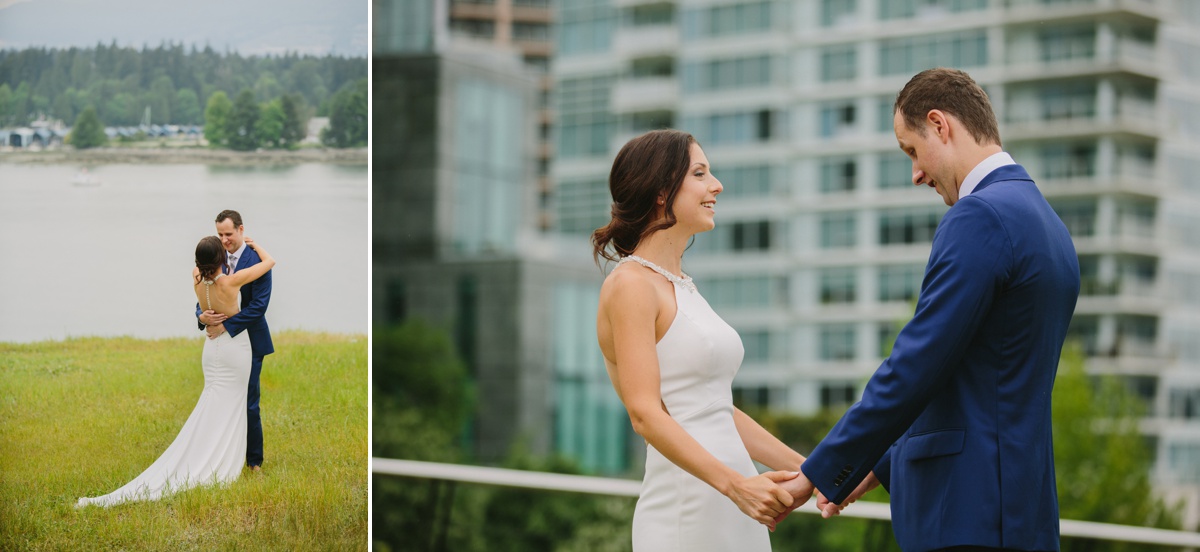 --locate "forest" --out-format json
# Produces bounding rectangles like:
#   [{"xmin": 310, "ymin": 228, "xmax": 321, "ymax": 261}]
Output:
[{"xmin": 0, "ymin": 42, "xmax": 366, "ymax": 148}]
